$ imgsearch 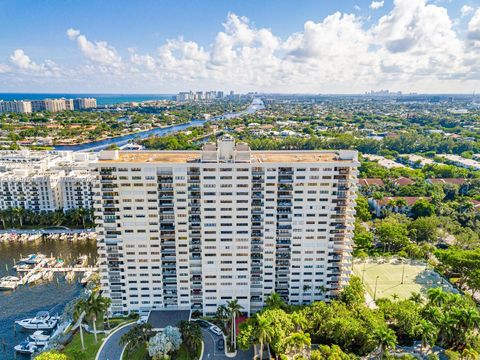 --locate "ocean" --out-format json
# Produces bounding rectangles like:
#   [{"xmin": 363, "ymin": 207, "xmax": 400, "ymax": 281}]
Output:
[{"xmin": 0, "ymin": 93, "xmax": 174, "ymax": 106}]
